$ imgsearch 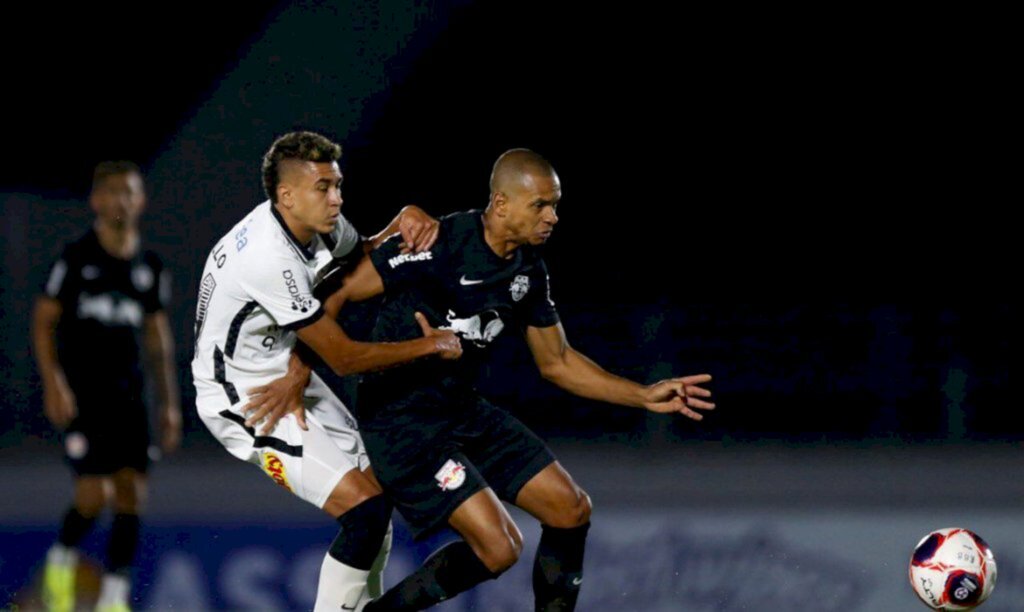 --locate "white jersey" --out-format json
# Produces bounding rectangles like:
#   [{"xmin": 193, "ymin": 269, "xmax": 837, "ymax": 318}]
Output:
[{"xmin": 191, "ymin": 200, "xmax": 360, "ymax": 411}]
